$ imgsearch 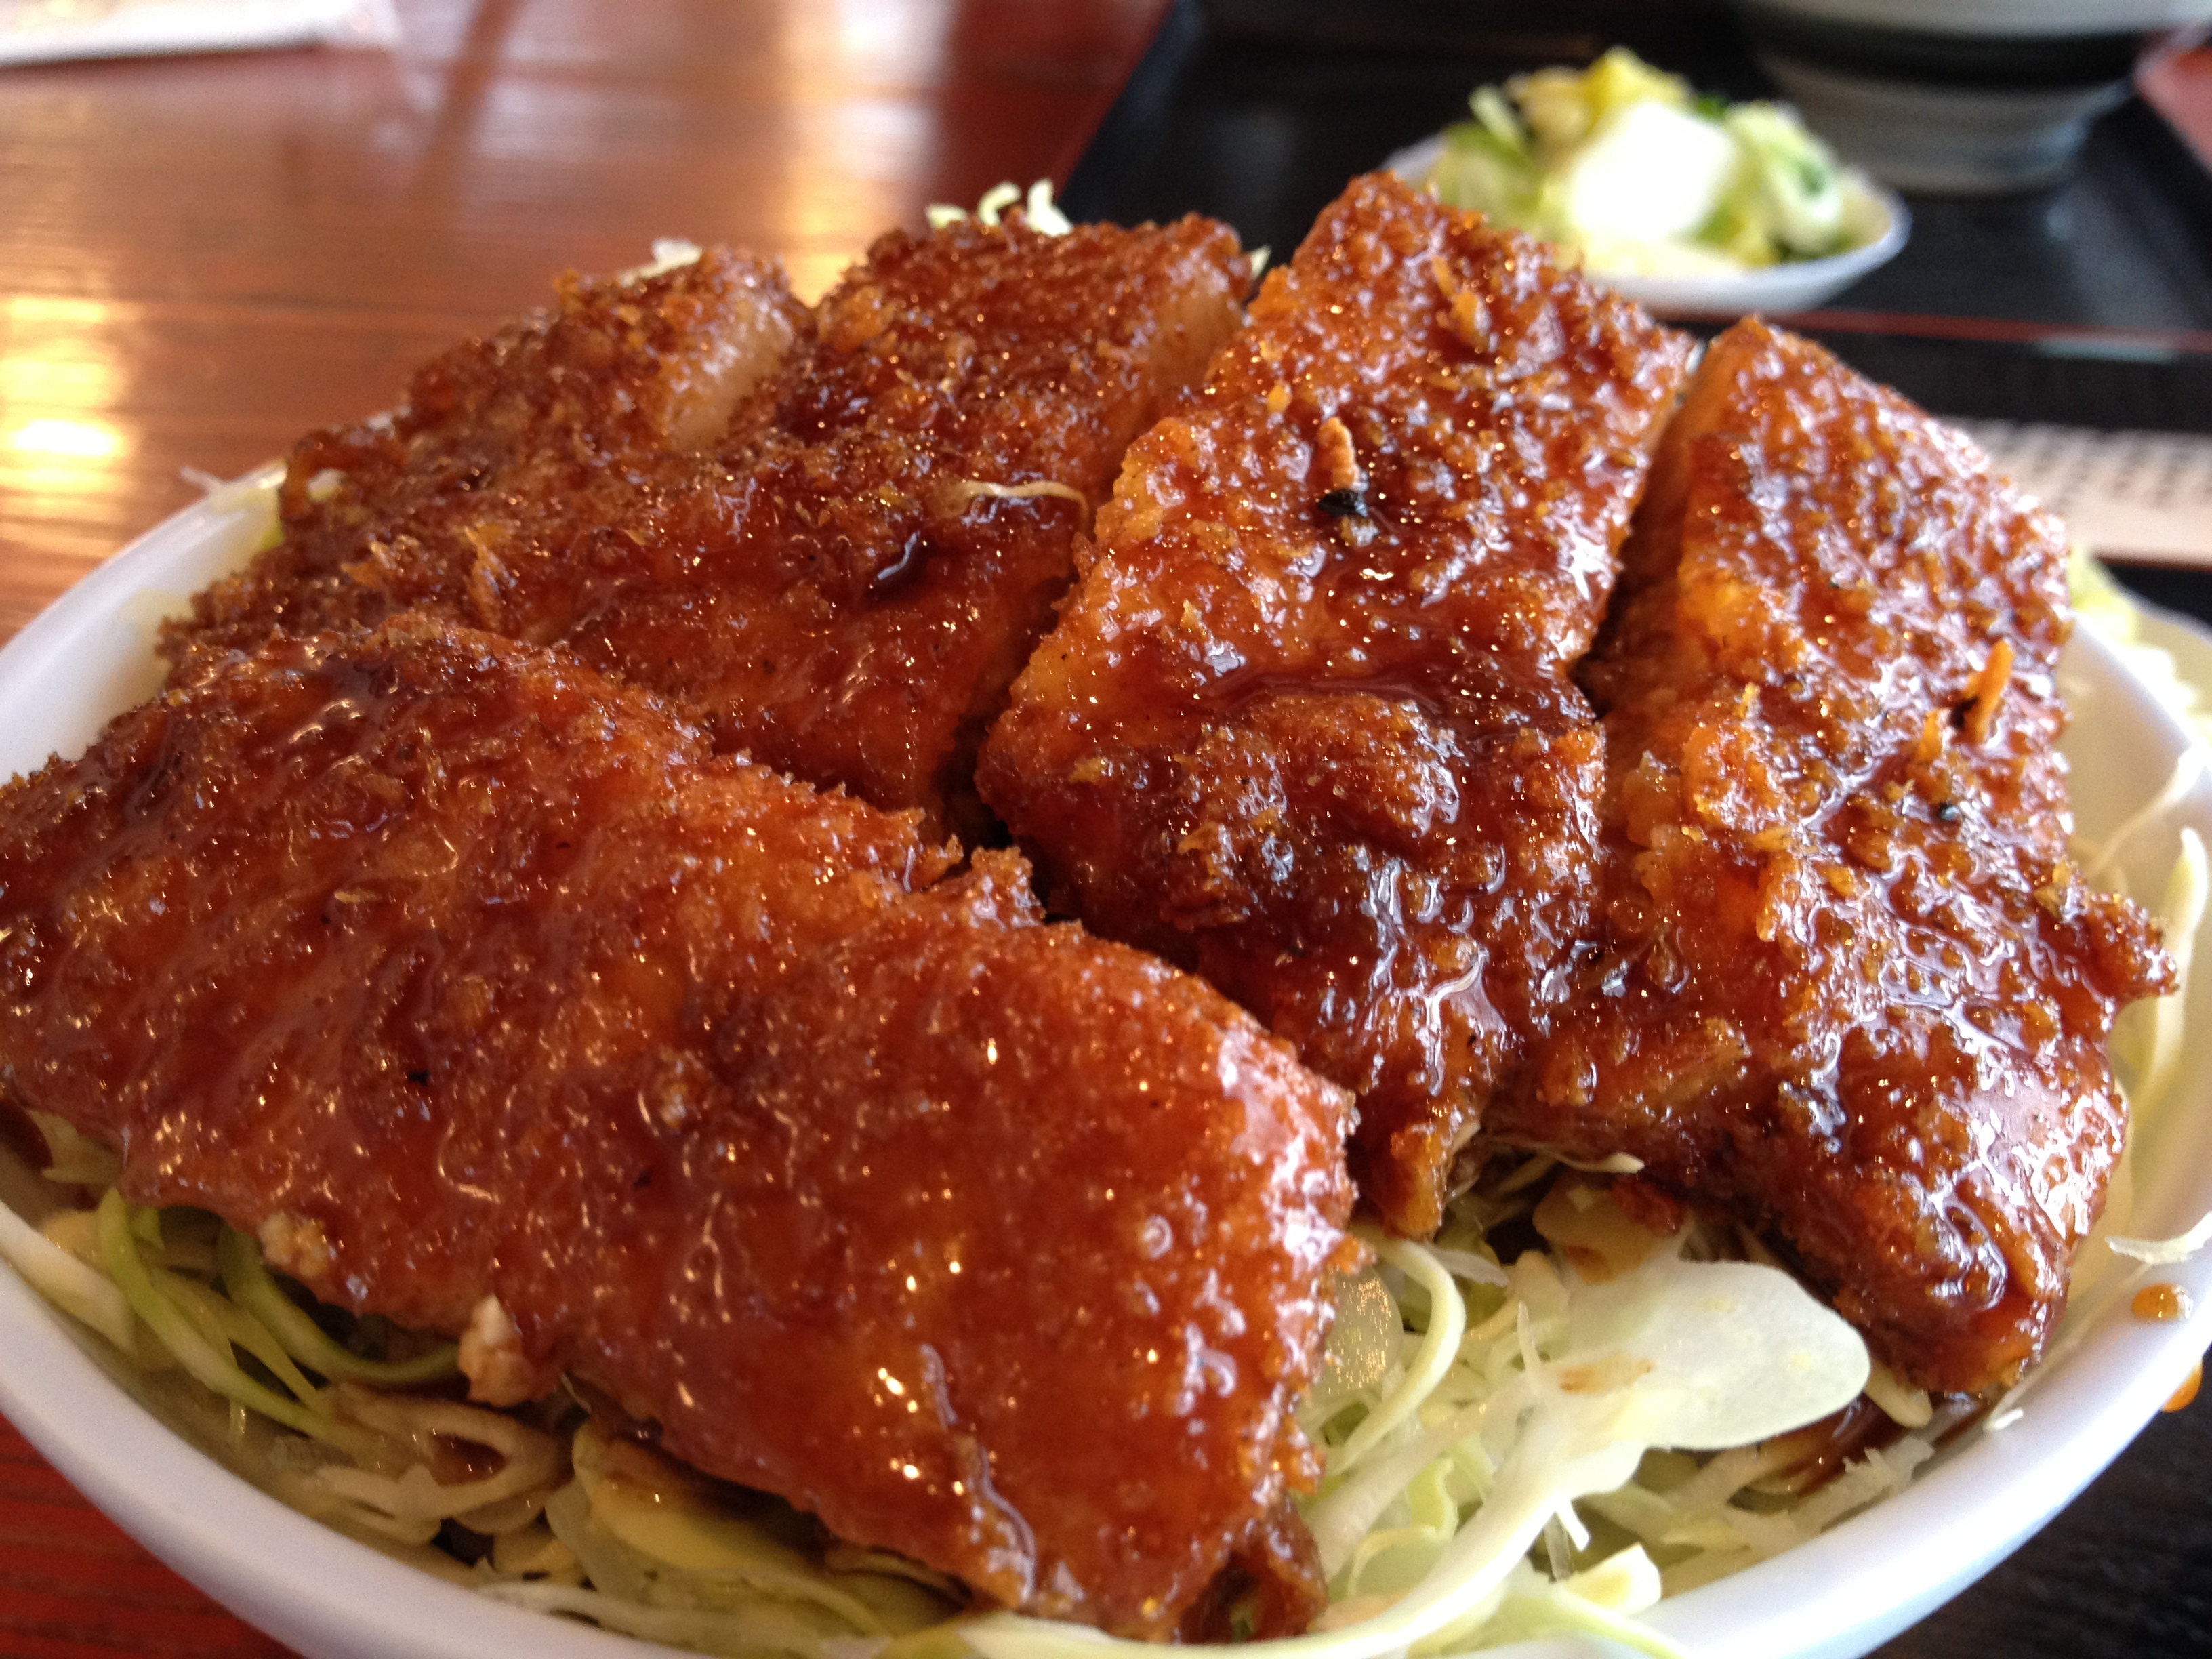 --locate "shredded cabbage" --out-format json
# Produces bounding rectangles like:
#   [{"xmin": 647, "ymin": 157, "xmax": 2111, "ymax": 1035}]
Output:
[
  {"xmin": 926, "ymin": 180, "xmax": 1071, "ymax": 236},
  {"xmin": 96, "ymin": 1191, "xmax": 359, "ymax": 1450},
  {"xmin": 962, "ymin": 1234, "xmax": 1865, "ymax": 1659},
  {"xmin": 1424, "ymin": 47, "xmax": 1872, "ymax": 279},
  {"xmin": 212, "ymin": 1223, "xmax": 458, "ymax": 1386},
  {"xmin": 0, "ymin": 1198, "xmax": 136, "ymax": 1353},
  {"xmin": 2131, "ymin": 827, "xmax": 2207, "ymax": 1126},
  {"xmin": 2109, "ymin": 1212, "xmax": 2212, "ymax": 1266}
]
